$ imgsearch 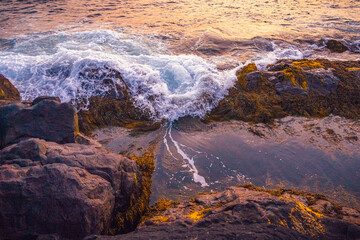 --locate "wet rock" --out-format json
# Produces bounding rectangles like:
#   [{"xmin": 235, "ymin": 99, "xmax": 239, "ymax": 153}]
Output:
[
  {"xmin": 305, "ymin": 68, "xmax": 340, "ymax": 95},
  {"xmin": 0, "ymin": 138, "xmax": 145, "ymax": 239},
  {"xmin": 90, "ymin": 186, "xmax": 360, "ymax": 240},
  {"xmin": 244, "ymin": 71, "xmax": 260, "ymax": 89},
  {"xmin": 209, "ymin": 59, "xmax": 360, "ymax": 123},
  {"xmin": 267, "ymin": 62, "xmax": 290, "ymax": 71},
  {"xmin": 326, "ymin": 40, "xmax": 348, "ymax": 53},
  {"xmin": 31, "ymin": 96, "xmax": 61, "ymax": 105},
  {"xmin": 275, "ymin": 81, "xmax": 307, "ymax": 95},
  {"xmin": 0, "ymin": 98, "xmax": 78, "ymax": 148},
  {"xmin": 76, "ymin": 68, "xmax": 161, "ymax": 135},
  {"xmin": 0, "ymin": 74, "xmax": 20, "ymax": 101}
]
